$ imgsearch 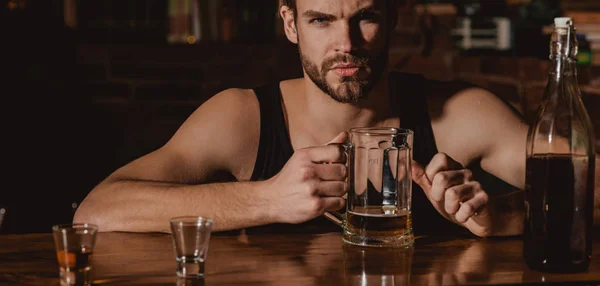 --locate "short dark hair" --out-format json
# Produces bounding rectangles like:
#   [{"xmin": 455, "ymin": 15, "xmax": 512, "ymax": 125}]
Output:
[
  {"xmin": 279, "ymin": 0, "xmax": 296, "ymax": 10},
  {"xmin": 278, "ymin": 0, "xmax": 297, "ymax": 18},
  {"xmin": 278, "ymin": 0, "xmax": 397, "ymax": 28}
]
